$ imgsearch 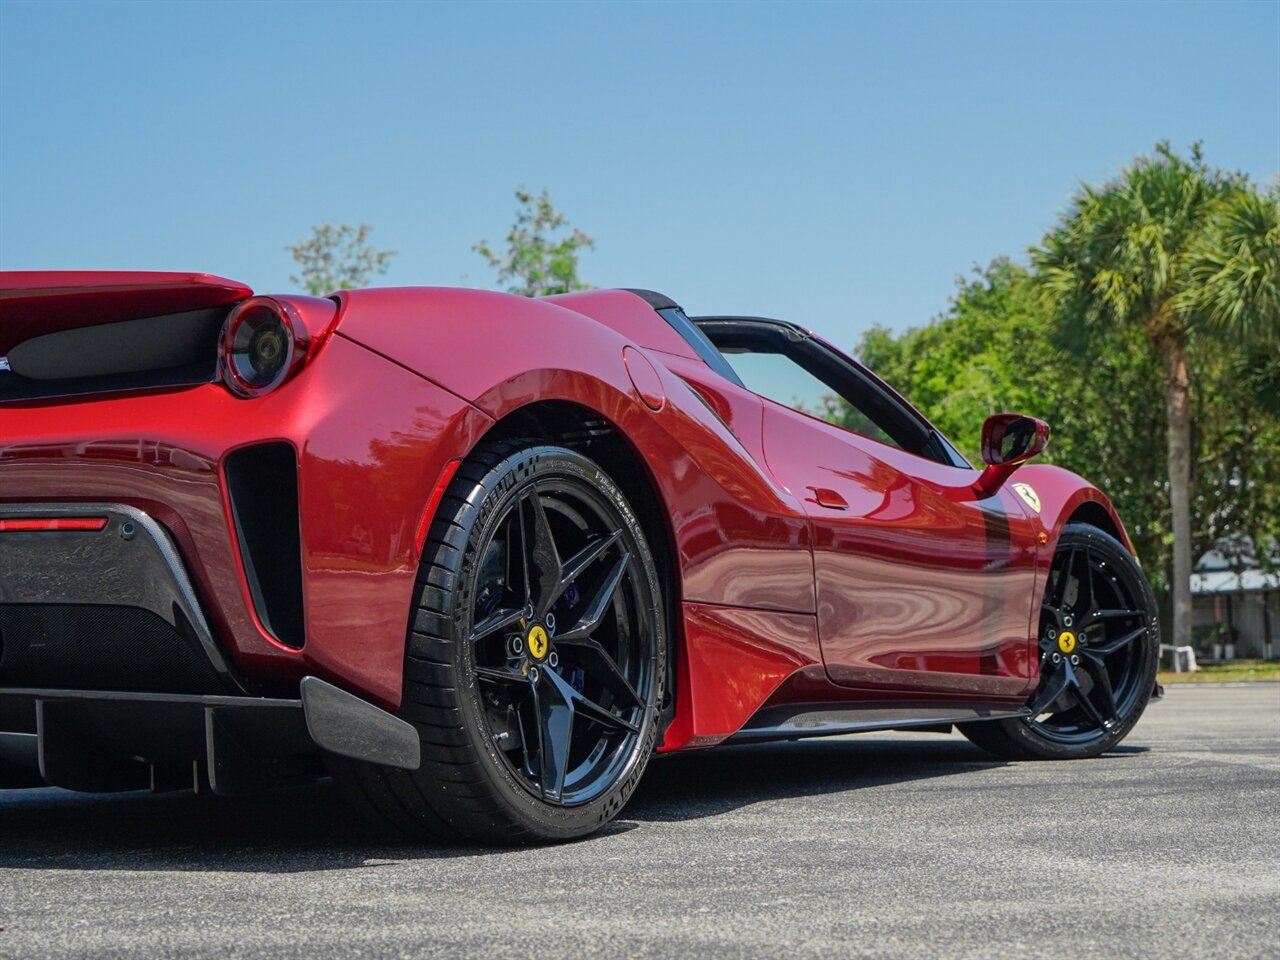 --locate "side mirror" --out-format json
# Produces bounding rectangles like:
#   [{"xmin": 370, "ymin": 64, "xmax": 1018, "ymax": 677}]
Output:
[{"xmin": 973, "ymin": 413, "xmax": 1049, "ymax": 497}]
